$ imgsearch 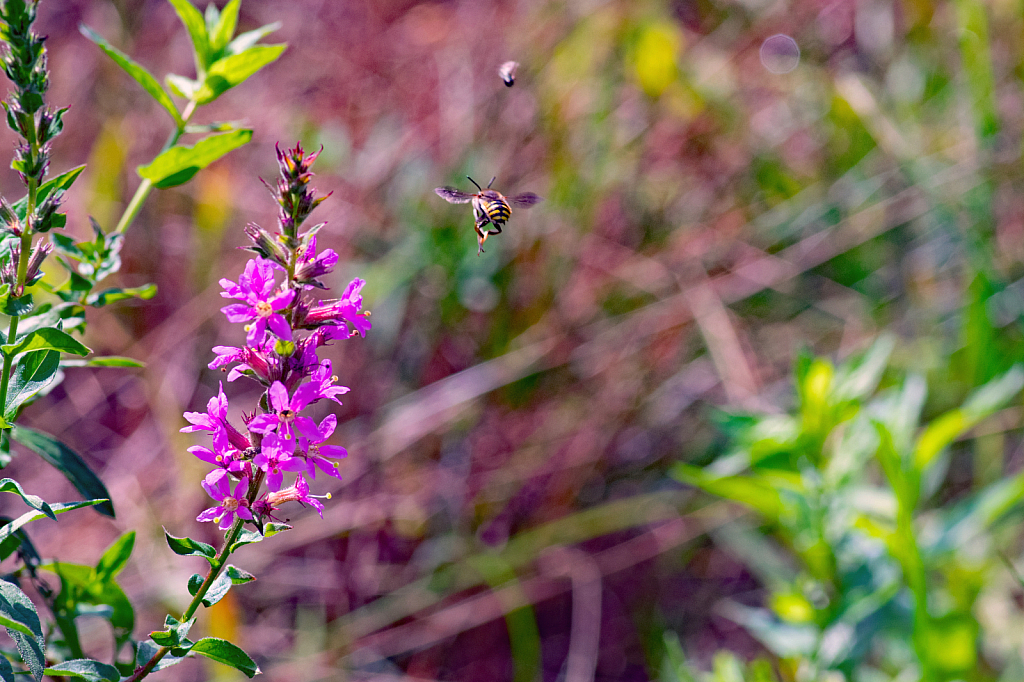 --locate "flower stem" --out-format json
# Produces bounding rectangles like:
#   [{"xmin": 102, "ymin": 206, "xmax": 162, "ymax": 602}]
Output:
[
  {"xmin": 128, "ymin": 469, "xmax": 266, "ymax": 682},
  {"xmin": 113, "ymin": 99, "xmax": 197, "ymax": 236}
]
